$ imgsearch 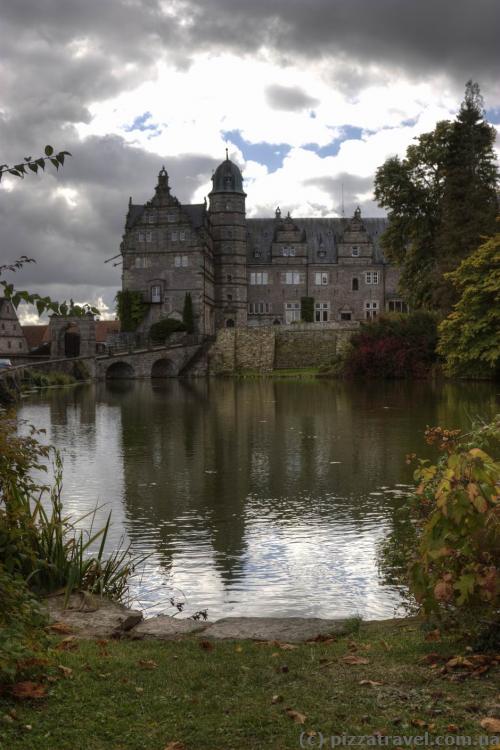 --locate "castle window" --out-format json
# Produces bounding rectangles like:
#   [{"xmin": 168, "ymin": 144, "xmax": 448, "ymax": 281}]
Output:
[
  {"xmin": 7, "ymin": 341, "xmax": 11, "ymax": 349},
  {"xmin": 315, "ymin": 272, "xmax": 328, "ymax": 285},
  {"xmin": 227, "ymin": 229, "xmax": 233, "ymax": 238},
  {"xmin": 167, "ymin": 213, "xmax": 176, "ymax": 222},
  {"xmin": 250, "ymin": 272, "xmax": 268, "ymax": 285},
  {"xmin": 174, "ymin": 255, "xmax": 189, "ymax": 268},
  {"xmin": 248, "ymin": 302, "xmax": 272, "ymax": 315},
  {"xmin": 18, "ymin": 341, "xmax": 22, "ymax": 349},
  {"xmin": 179, "ymin": 230, "xmax": 187, "ymax": 241},
  {"xmin": 147, "ymin": 214, "xmax": 155, "ymax": 223},
  {"xmin": 227, "ymin": 294, "xmax": 233, "ymax": 301},
  {"xmin": 284, "ymin": 302, "xmax": 301, "ymax": 323},
  {"xmin": 340, "ymin": 311, "xmax": 352, "ymax": 321},
  {"xmin": 388, "ymin": 299, "xmax": 409, "ymax": 313},
  {"xmin": 282, "ymin": 246, "xmax": 296, "ymax": 257},
  {"xmin": 254, "ymin": 250, "xmax": 262, "ymax": 258},
  {"xmin": 151, "ymin": 285, "xmax": 161, "ymax": 303},
  {"xmin": 227, "ymin": 274, "xmax": 232, "ymax": 282},
  {"xmin": 135, "ymin": 256, "xmax": 151, "ymax": 269},
  {"xmin": 365, "ymin": 301, "xmax": 379, "ymax": 320},
  {"xmin": 351, "ymin": 246, "xmax": 360, "ymax": 257},
  {"xmin": 171, "ymin": 231, "xmax": 178, "ymax": 242},
  {"xmin": 137, "ymin": 231, "xmax": 145, "ymax": 242},
  {"xmin": 284, "ymin": 271, "xmax": 301, "ymax": 285},
  {"xmin": 352, "ymin": 277, "xmax": 359, "ymax": 291},
  {"xmin": 145, "ymin": 231, "xmax": 153, "ymax": 242},
  {"xmin": 318, "ymin": 250, "xmax": 326, "ymax": 259},
  {"xmin": 225, "ymin": 201, "xmax": 232, "ymax": 210},
  {"xmin": 315, "ymin": 302, "xmax": 329, "ymax": 322},
  {"xmin": 365, "ymin": 271, "xmax": 379, "ymax": 285}
]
